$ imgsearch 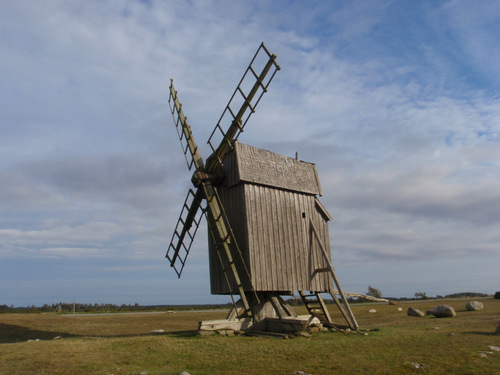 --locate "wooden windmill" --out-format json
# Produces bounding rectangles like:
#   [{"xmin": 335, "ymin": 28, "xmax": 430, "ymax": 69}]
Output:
[{"xmin": 166, "ymin": 43, "xmax": 358, "ymax": 332}]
